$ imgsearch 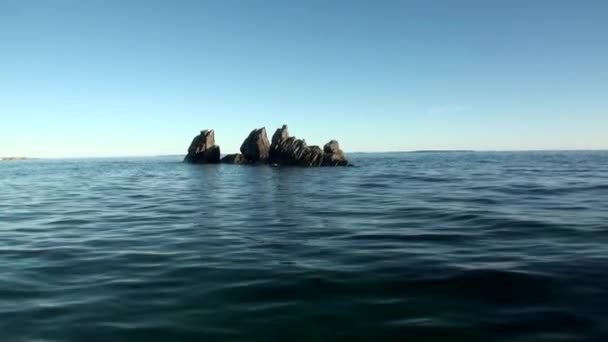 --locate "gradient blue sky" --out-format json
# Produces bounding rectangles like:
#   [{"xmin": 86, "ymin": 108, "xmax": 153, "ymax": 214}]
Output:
[{"xmin": 1, "ymin": 0, "xmax": 607, "ymax": 157}]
